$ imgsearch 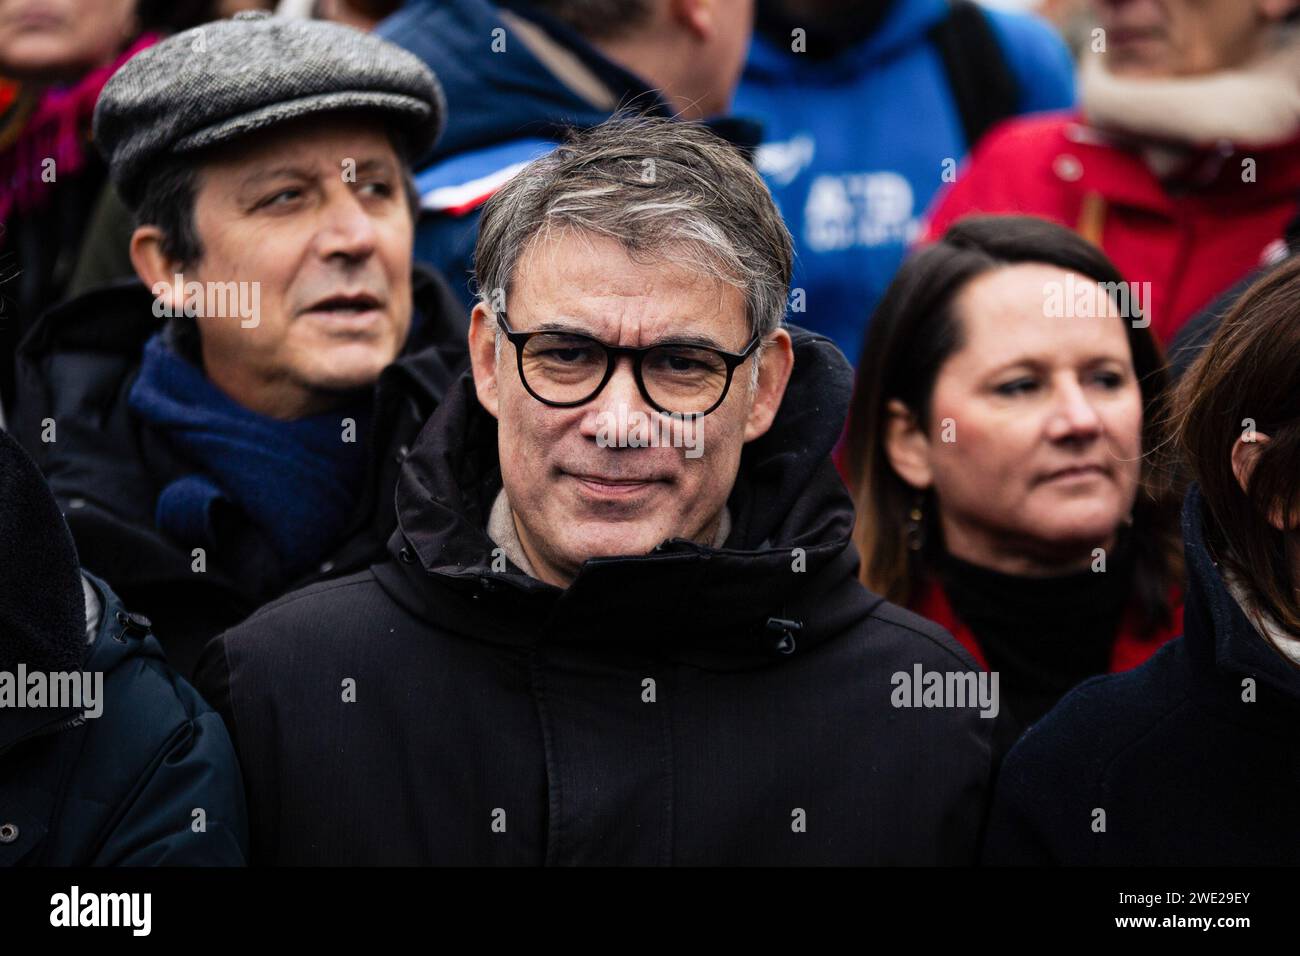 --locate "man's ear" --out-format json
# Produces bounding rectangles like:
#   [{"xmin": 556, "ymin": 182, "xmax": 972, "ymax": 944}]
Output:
[
  {"xmin": 742, "ymin": 328, "xmax": 794, "ymax": 442},
  {"xmin": 1230, "ymin": 432, "xmax": 1292, "ymax": 530},
  {"xmin": 883, "ymin": 398, "xmax": 934, "ymax": 491},
  {"xmin": 129, "ymin": 226, "xmax": 187, "ymax": 315},
  {"xmin": 671, "ymin": 0, "xmax": 716, "ymax": 40},
  {"xmin": 468, "ymin": 302, "xmax": 502, "ymax": 420}
]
